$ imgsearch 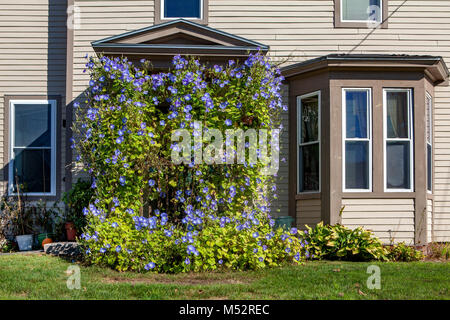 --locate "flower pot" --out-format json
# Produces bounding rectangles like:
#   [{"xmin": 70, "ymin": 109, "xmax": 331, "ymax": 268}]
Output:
[
  {"xmin": 274, "ymin": 216, "xmax": 294, "ymax": 231},
  {"xmin": 41, "ymin": 238, "xmax": 53, "ymax": 248},
  {"xmin": 65, "ymin": 222, "xmax": 77, "ymax": 241},
  {"xmin": 16, "ymin": 234, "xmax": 33, "ymax": 251},
  {"xmin": 38, "ymin": 233, "xmax": 55, "ymax": 248}
]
